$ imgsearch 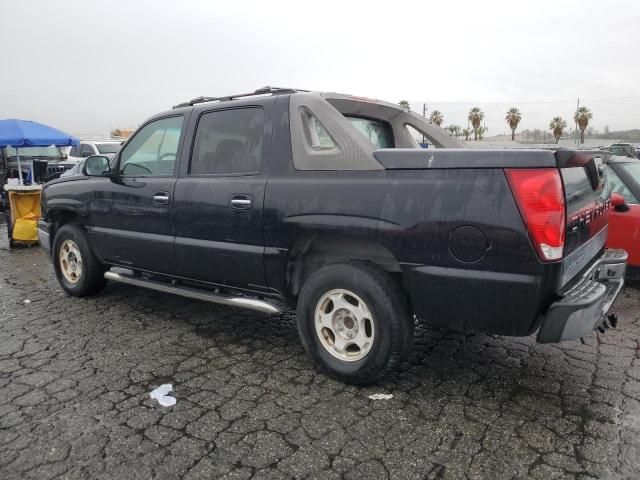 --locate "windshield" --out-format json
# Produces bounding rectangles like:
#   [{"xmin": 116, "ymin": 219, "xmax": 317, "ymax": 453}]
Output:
[
  {"xmin": 96, "ymin": 143, "xmax": 121, "ymax": 154},
  {"xmin": 4, "ymin": 146, "xmax": 63, "ymax": 158},
  {"xmin": 608, "ymin": 145, "xmax": 636, "ymax": 157}
]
